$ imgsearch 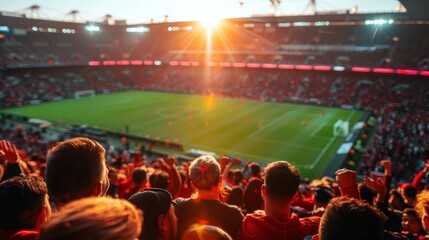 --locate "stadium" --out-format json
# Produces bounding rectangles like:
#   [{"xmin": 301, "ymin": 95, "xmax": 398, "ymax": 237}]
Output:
[{"xmin": 1, "ymin": 1, "xmax": 429, "ymax": 239}]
